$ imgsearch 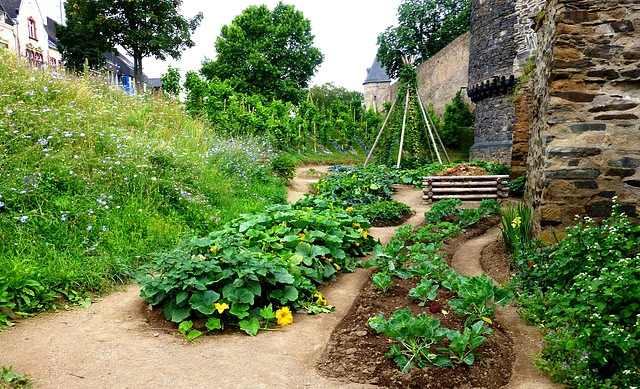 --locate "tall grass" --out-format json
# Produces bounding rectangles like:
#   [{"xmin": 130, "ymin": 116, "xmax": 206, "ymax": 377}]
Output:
[{"xmin": 0, "ymin": 51, "xmax": 286, "ymax": 326}]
